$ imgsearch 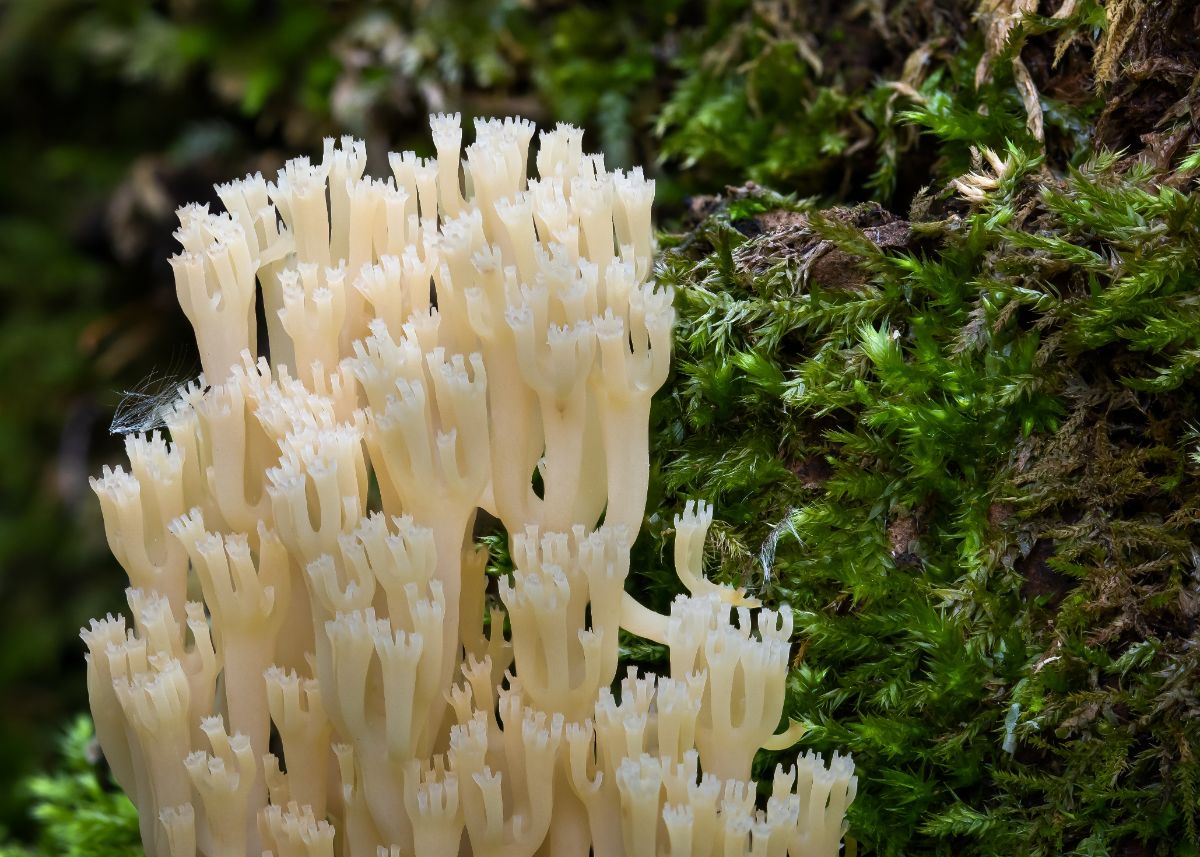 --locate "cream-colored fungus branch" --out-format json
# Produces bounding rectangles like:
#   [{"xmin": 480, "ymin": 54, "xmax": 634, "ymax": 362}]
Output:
[{"xmin": 85, "ymin": 115, "xmax": 856, "ymax": 856}]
